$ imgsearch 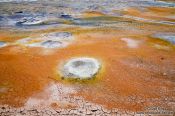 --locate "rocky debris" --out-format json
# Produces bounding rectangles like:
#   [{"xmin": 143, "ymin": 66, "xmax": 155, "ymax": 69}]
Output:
[
  {"xmin": 16, "ymin": 32, "xmax": 74, "ymax": 49},
  {"xmin": 60, "ymin": 57, "xmax": 101, "ymax": 79},
  {"xmin": 0, "ymin": 41, "xmax": 7, "ymax": 48}
]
